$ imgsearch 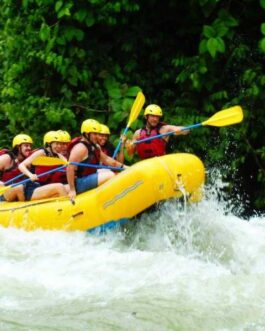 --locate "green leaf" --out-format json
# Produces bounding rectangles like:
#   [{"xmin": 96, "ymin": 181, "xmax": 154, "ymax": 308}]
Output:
[
  {"xmin": 203, "ymin": 25, "xmax": 215, "ymax": 38},
  {"xmin": 74, "ymin": 9, "xmax": 87, "ymax": 22},
  {"xmin": 260, "ymin": 37, "xmax": 265, "ymax": 53},
  {"xmin": 39, "ymin": 23, "xmax": 50, "ymax": 41},
  {"xmin": 199, "ymin": 39, "xmax": 207, "ymax": 54},
  {"xmin": 56, "ymin": 36, "xmax": 66, "ymax": 45},
  {"xmin": 216, "ymin": 37, "xmax": 225, "ymax": 53},
  {"xmin": 190, "ymin": 73, "xmax": 200, "ymax": 89},
  {"xmin": 261, "ymin": 23, "xmax": 265, "ymax": 35},
  {"xmin": 22, "ymin": 0, "xmax": 29, "ymax": 9},
  {"xmin": 85, "ymin": 15, "xmax": 95, "ymax": 27},
  {"xmin": 242, "ymin": 69, "xmax": 256, "ymax": 84},
  {"xmin": 58, "ymin": 7, "xmax": 71, "ymax": 18},
  {"xmin": 218, "ymin": 9, "xmax": 238, "ymax": 27},
  {"xmin": 199, "ymin": 65, "xmax": 207, "ymax": 74},
  {"xmin": 68, "ymin": 75, "xmax": 78, "ymax": 86},
  {"xmin": 122, "ymin": 98, "xmax": 134, "ymax": 112},
  {"xmin": 125, "ymin": 86, "xmax": 141, "ymax": 97},
  {"xmin": 260, "ymin": 0, "xmax": 265, "ymax": 10},
  {"xmin": 215, "ymin": 25, "xmax": 228, "ymax": 37},
  {"xmin": 207, "ymin": 38, "xmax": 218, "ymax": 57},
  {"xmin": 108, "ymin": 87, "xmax": 122, "ymax": 99},
  {"xmin": 110, "ymin": 99, "xmax": 122, "ymax": 113},
  {"xmin": 251, "ymin": 84, "xmax": 260, "ymax": 96},
  {"xmin": 55, "ymin": 1, "xmax": 63, "ymax": 12},
  {"xmin": 75, "ymin": 29, "xmax": 84, "ymax": 41}
]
